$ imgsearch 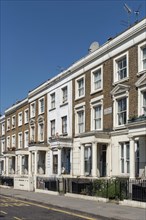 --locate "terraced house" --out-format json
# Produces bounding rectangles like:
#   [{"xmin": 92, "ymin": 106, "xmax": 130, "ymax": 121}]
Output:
[
  {"xmin": 0, "ymin": 18, "xmax": 146, "ymax": 193},
  {"xmin": 71, "ymin": 18, "xmax": 146, "ymax": 180}
]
